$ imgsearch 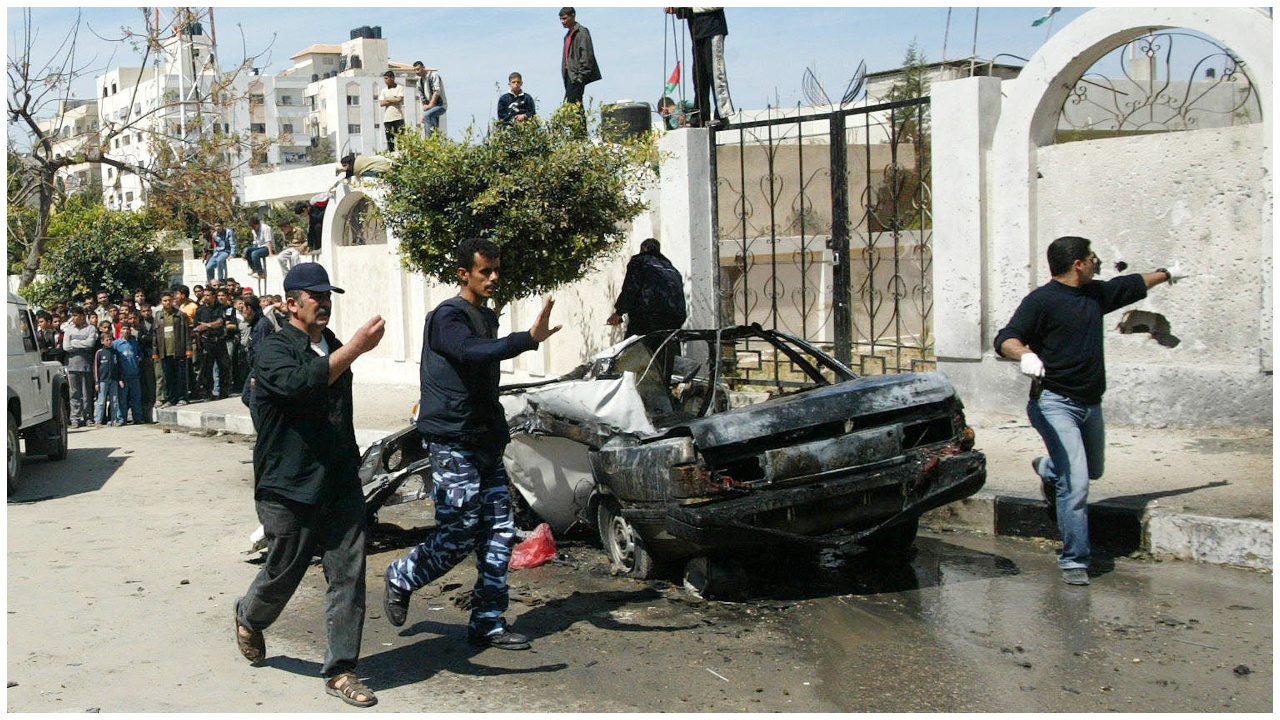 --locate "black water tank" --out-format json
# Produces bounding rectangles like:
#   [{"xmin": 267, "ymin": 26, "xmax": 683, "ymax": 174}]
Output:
[
  {"xmin": 600, "ymin": 101, "xmax": 652, "ymax": 141},
  {"xmin": 371, "ymin": 26, "xmax": 382, "ymax": 39}
]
